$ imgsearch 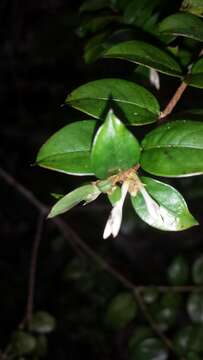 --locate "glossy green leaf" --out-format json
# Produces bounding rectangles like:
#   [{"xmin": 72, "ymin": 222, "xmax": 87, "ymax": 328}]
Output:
[
  {"xmin": 174, "ymin": 325, "xmax": 203, "ymax": 354},
  {"xmin": 141, "ymin": 120, "xmax": 203, "ymax": 177},
  {"xmin": 103, "ymin": 40, "xmax": 182, "ymax": 77},
  {"xmin": 187, "ymin": 293, "xmax": 203, "ymax": 323},
  {"xmin": 30, "ymin": 311, "xmax": 56, "ymax": 334},
  {"xmin": 131, "ymin": 176, "xmax": 197, "ymax": 231},
  {"xmin": 130, "ymin": 338, "xmax": 168, "ymax": 360},
  {"xmin": 91, "ymin": 110, "xmax": 140, "ymax": 178},
  {"xmin": 192, "ymin": 255, "xmax": 203, "ymax": 284},
  {"xmin": 167, "ymin": 256, "xmax": 189, "ymax": 285},
  {"xmin": 36, "ymin": 120, "xmax": 97, "ymax": 175},
  {"xmin": 105, "ymin": 292, "xmax": 137, "ymax": 329},
  {"xmin": 66, "ymin": 79, "xmax": 160, "ymax": 125},
  {"xmin": 181, "ymin": 0, "xmax": 203, "ymax": 17},
  {"xmin": 186, "ymin": 58, "xmax": 203, "ymax": 88},
  {"xmin": 48, "ymin": 184, "xmax": 100, "ymax": 218},
  {"xmin": 159, "ymin": 12, "xmax": 203, "ymax": 42}
]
